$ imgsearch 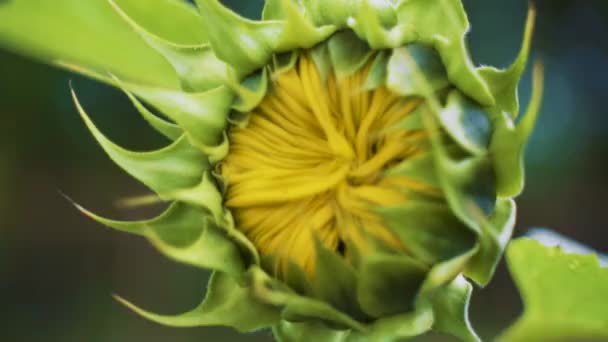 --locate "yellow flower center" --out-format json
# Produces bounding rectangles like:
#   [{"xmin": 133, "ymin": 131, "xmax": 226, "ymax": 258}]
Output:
[{"xmin": 222, "ymin": 54, "xmax": 431, "ymax": 278}]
